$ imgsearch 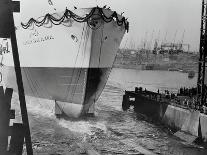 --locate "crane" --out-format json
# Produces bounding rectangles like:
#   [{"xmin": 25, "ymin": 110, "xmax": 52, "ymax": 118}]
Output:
[{"xmin": 197, "ymin": 0, "xmax": 207, "ymax": 110}]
